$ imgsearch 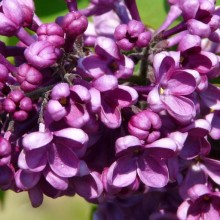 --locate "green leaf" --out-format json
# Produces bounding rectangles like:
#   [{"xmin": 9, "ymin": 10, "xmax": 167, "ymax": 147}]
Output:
[
  {"xmin": 137, "ymin": 0, "xmax": 170, "ymax": 29},
  {"xmin": 35, "ymin": 0, "xmax": 89, "ymax": 23},
  {"xmin": 0, "ymin": 191, "xmax": 5, "ymax": 206},
  {"xmin": 89, "ymin": 205, "xmax": 97, "ymax": 220}
]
